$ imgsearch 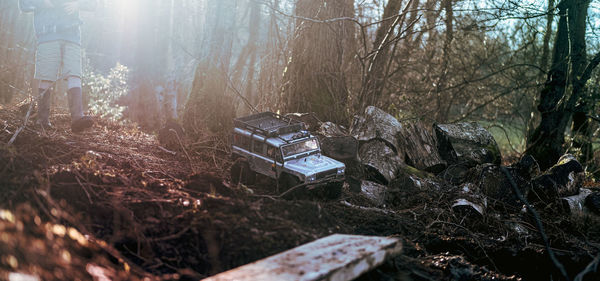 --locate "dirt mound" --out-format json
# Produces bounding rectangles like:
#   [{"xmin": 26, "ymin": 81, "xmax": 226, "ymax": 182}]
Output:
[{"xmin": 1, "ymin": 108, "xmax": 600, "ymax": 280}]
